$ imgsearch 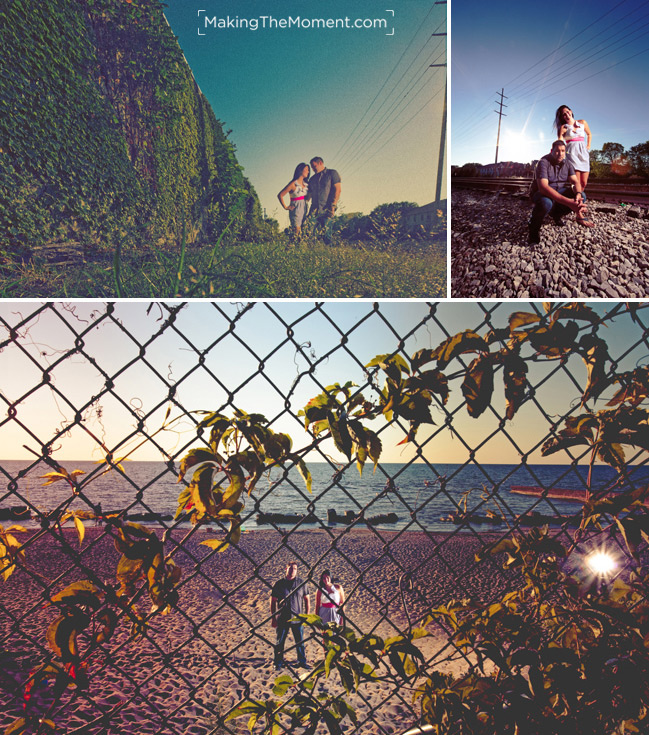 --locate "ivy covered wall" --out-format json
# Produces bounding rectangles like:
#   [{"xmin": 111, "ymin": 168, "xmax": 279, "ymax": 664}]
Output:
[{"xmin": 0, "ymin": 0, "xmax": 262, "ymax": 255}]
